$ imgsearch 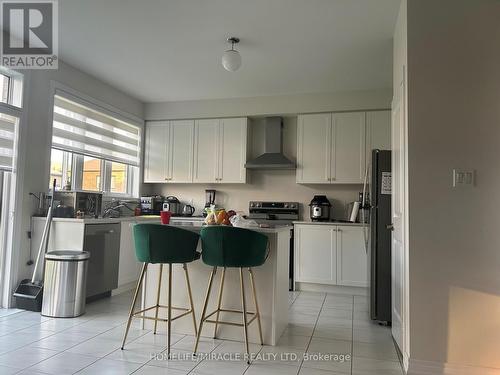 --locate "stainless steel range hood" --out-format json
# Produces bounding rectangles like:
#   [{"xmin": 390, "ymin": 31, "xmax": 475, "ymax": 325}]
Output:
[{"xmin": 245, "ymin": 117, "xmax": 296, "ymax": 170}]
